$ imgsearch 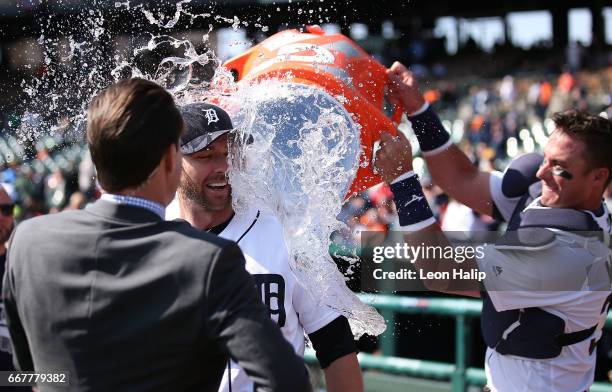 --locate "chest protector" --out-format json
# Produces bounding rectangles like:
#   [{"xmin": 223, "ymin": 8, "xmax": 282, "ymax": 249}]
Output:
[{"xmin": 482, "ymin": 182, "xmax": 612, "ymax": 359}]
